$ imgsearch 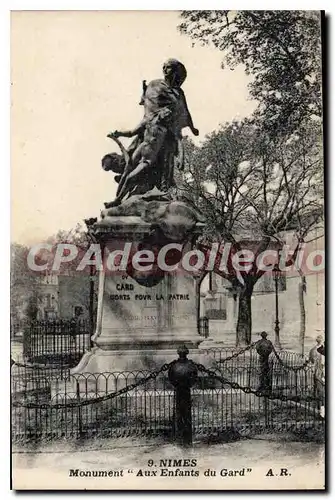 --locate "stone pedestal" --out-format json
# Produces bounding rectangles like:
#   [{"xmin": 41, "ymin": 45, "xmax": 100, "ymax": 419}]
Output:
[{"xmin": 71, "ymin": 215, "xmax": 205, "ymax": 385}]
